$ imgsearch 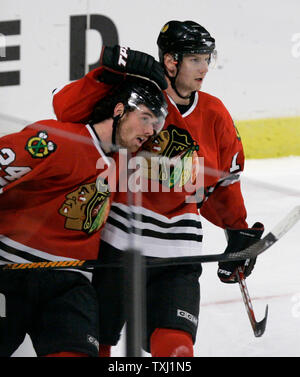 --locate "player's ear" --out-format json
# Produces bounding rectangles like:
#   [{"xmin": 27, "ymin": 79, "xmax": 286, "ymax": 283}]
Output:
[
  {"xmin": 164, "ymin": 53, "xmax": 178, "ymax": 77},
  {"xmin": 113, "ymin": 103, "xmax": 125, "ymax": 118}
]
